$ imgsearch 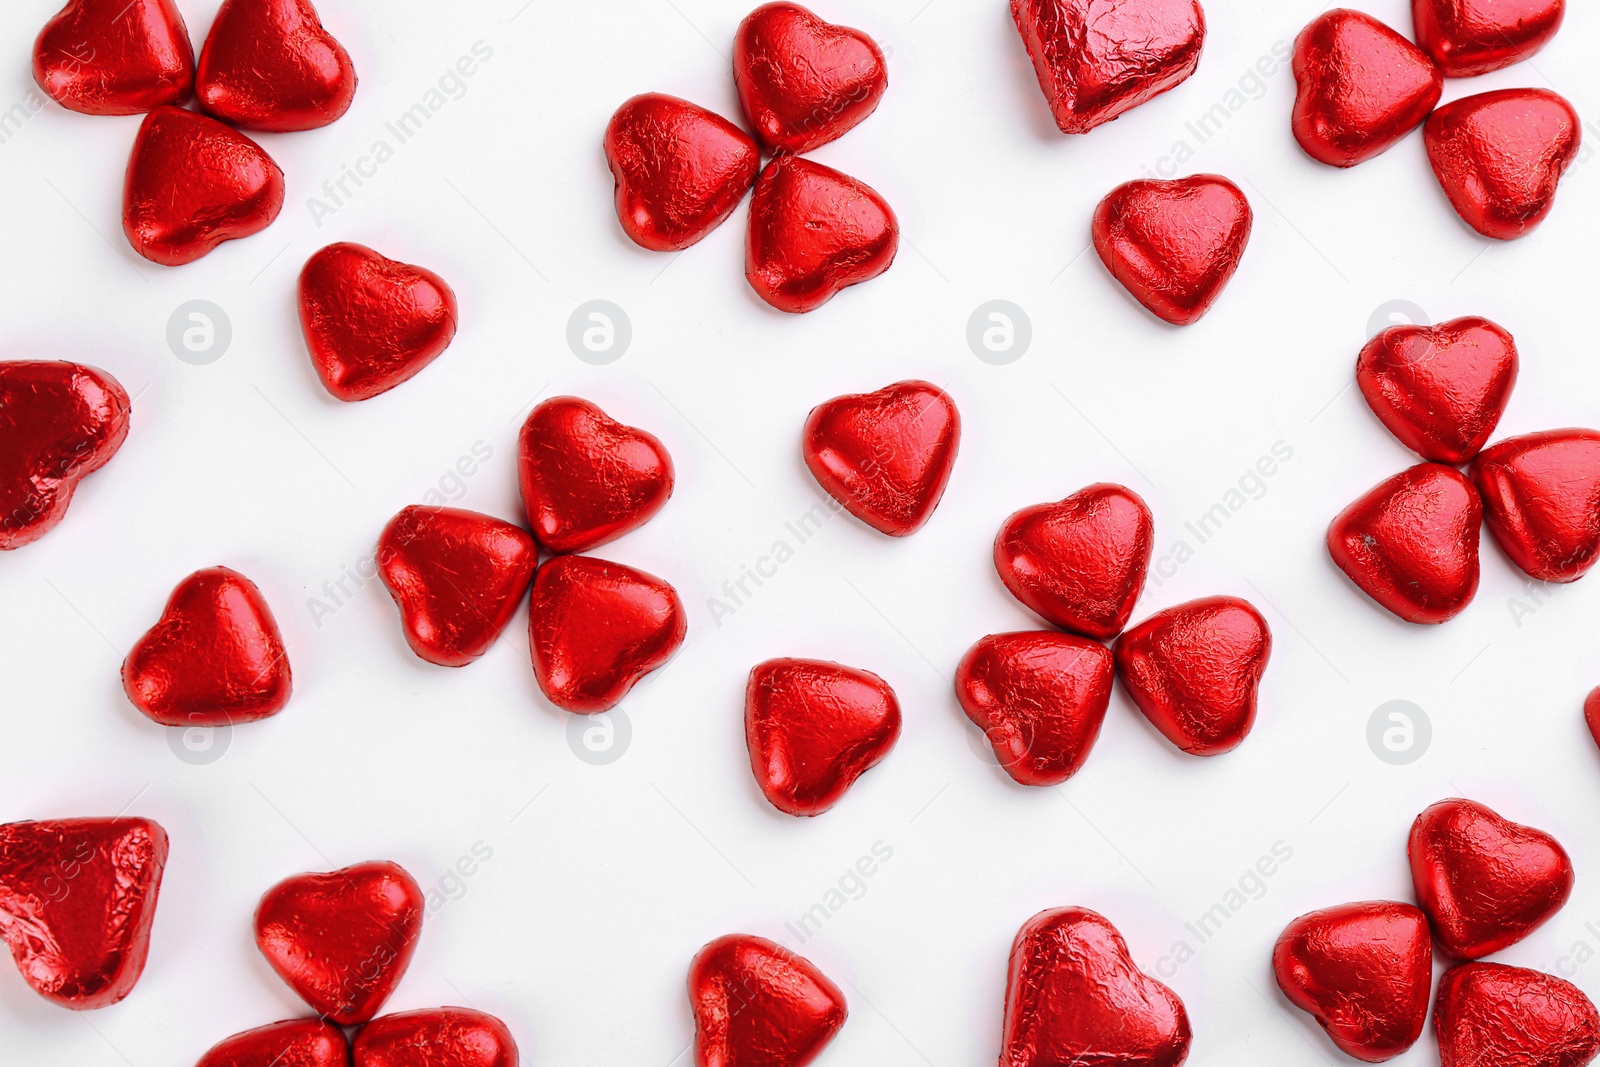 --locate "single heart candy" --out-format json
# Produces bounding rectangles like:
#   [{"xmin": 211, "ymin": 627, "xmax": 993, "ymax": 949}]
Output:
[
  {"xmin": 195, "ymin": 0, "xmax": 355, "ymax": 131},
  {"xmin": 1413, "ymin": 0, "xmax": 1566, "ymax": 77},
  {"xmin": 0, "ymin": 360, "xmax": 130, "ymax": 551},
  {"xmin": 689, "ymin": 934, "xmax": 846, "ymax": 1067},
  {"xmin": 1435, "ymin": 962, "xmax": 1599, "ymax": 1067},
  {"xmin": 1471, "ymin": 429, "xmax": 1600, "ymax": 583},
  {"xmin": 122, "ymin": 566, "xmax": 292, "ymax": 727},
  {"xmin": 33, "ymin": 0, "xmax": 194, "ymax": 115},
  {"xmin": 802, "ymin": 380, "xmax": 961, "ymax": 537},
  {"xmin": 0, "ymin": 818, "xmax": 168, "ymax": 1010},
  {"xmin": 733, "ymin": 2, "xmax": 887, "ymax": 155},
  {"xmin": 1092, "ymin": 174, "xmax": 1252, "ymax": 325},
  {"xmin": 196, "ymin": 1019, "xmax": 349, "ymax": 1067},
  {"xmin": 353, "ymin": 1008, "xmax": 519, "ymax": 1067},
  {"xmin": 1586, "ymin": 686, "xmax": 1600, "ymax": 752}
]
